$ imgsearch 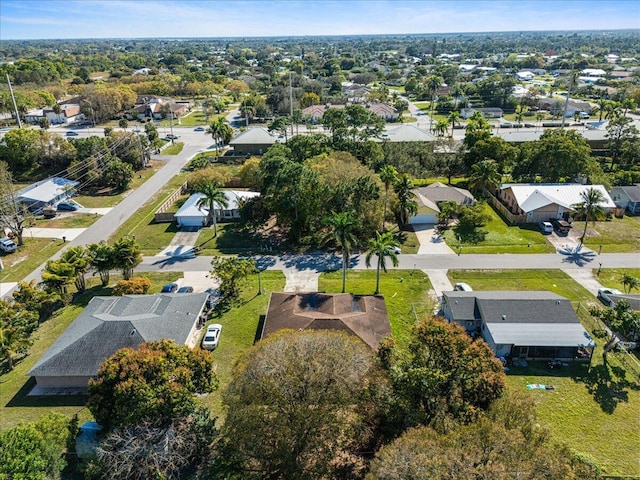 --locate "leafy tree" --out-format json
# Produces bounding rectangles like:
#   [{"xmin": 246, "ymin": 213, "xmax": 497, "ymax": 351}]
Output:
[
  {"xmin": 221, "ymin": 330, "xmax": 377, "ymax": 480},
  {"xmin": 12, "ymin": 280, "xmax": 60, "ymax": 323},
  {"xmin": 113, "ymin": 277, "xmax": 151, "ymax": 295},
  {"xmin": 210, "ymin": 256, "xmax": 257, "ymax": 299},
  {"xmin": 88, "ymin": 340, "xmax": 217, "ymax": 431},
  {"xmin": 41, "ymin": 258, "xmax": 76, "ymax": 295},
  {"xmin": 102, "ymin": 158, "xmax": 134, "ymax": 191},
  {"xmin": 300, "ymin": 91, "xmax": 320, "ymax": 108},
  {"xmin": 87, "ymin": 241, "xmax": 115, "ymax": 286},
  {"xmin": 605, "ymin": 115, "xmax": 639, "ymax": 169},
  {"xmin": 462, "ymin": 112, "xmax": 492, "ymax": 149},
  {"xmin": 196, "ymin": 180, "xmax": 228, "ymax": 237},
  {"xmin": 111, "ymin": 235, "xmax": 142, "ymax": 280},
  {"xmin": 286, "ymin": 134, "xmax": 330, "ymax": 163},
  {"xmin": 38, "ymin": 117, "xmax": 50, "ymax": 130},
  {"xmin": 0, "ymin": 300, "xmax": 37, "ymax": 370},
  {"xmin": 0, "ymin": 162, "xmax": 32, "ymax": 245},
  {"xmin": 0, "ymin": 413, "xmax": 72, "ymax": 480},
  {"xmin": 323, "ymin": 211, "xmax": 358, "ymax": 293},
  {"xmin": 592, "ymin": 300, "xmax": 640, "ymax": 345},
  {"xmin": 0, "ymin": 129, "xmax": 41, "ymax": 171},
  {"xmin": 268, "ymin": 116, "xmax": 291, "ymax": 143},
  {"xmin": 393, "ymin": 173, "xmax": 417, "ymax": 227},
  {"xmin": 622, "ymin": 273, "xmax": 640, "ymax": 294},
  {"xmin": 468, "ymin": 159, "xmax": 501, "ymax": 194},
  {"xmin": 573, "ymin": 187, "xmax": 605, "ymax": 246},
  {"xmin": 365, "ymin": 231, "xmax": 400, "ymax": 295},
  {"xmin": 238, "ymin": 156, "xmax": 262, "ymax": 190},
  {"xmin": 380, "ymin": 316, "xmax": 505, "ymax": 429},
  {"xmin": 379, "ymin": 165, "xmax": 398, "ymax": 231},
  {"xmin": 465, "ymin": 136, "xmax": 517, "ymax": 173},
  {"xmin": 454, "ymin": 202, "xmax": 491, "ymax": 244},
  {"xmin": 118, "ymin": 118, "xmax": 128, "ymax": 130}
]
